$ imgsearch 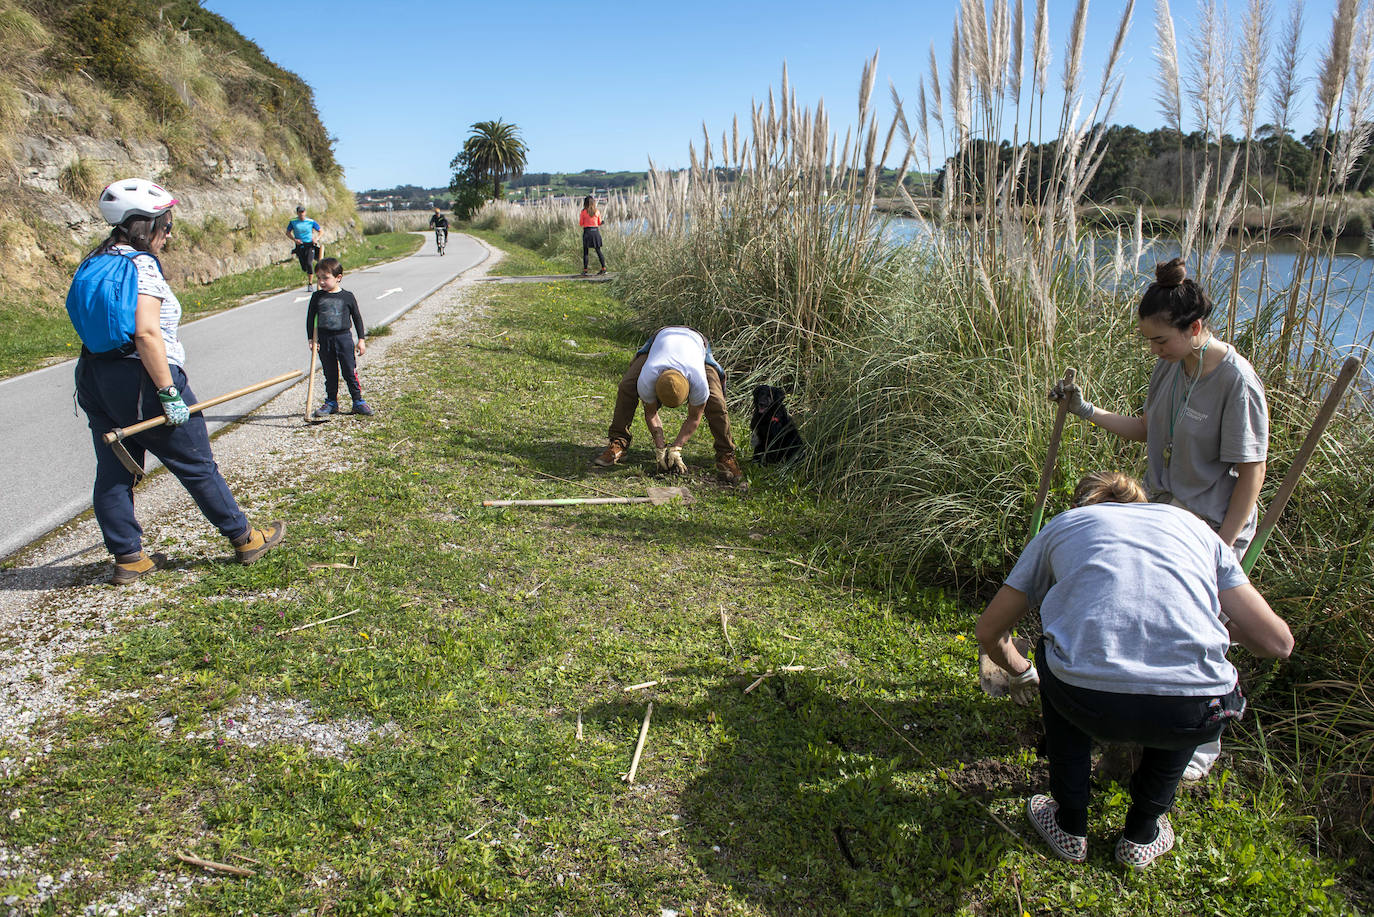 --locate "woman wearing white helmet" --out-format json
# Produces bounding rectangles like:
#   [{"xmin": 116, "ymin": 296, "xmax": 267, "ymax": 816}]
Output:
[{"xmin": 71, "ymin": 178, "xmax": 285, "ymax": 584}]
